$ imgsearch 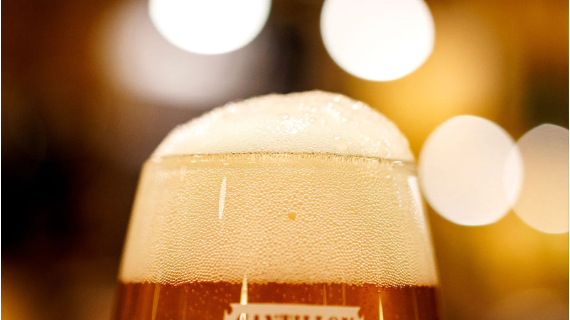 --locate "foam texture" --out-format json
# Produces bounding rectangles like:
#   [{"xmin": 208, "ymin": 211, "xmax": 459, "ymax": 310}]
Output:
[
  {"xmin": 153, "ymin": 91, "xmax": 414, "ymax": 162},
  {"xmin": 120, "ymin": 154, "xmax": 437, "ymax": 287},
  {"xmin": 119, "ymin": 92, "xmax": 437, "ymax": 287}
]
